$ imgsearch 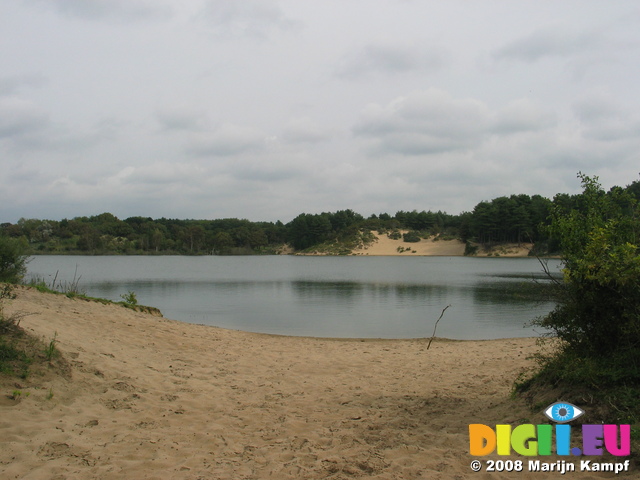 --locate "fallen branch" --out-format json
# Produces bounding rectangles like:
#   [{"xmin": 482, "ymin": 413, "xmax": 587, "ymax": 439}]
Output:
[{"xmin": 427, "ymin": 304, "xmax": 451, "ymax": 350}]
